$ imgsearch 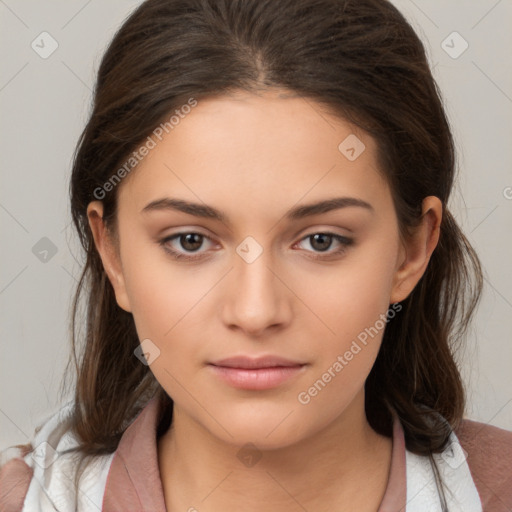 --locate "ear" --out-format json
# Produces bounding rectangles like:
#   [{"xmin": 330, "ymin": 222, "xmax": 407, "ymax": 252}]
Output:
[
  {"xmin": 390, "ymin": 196, "xmax": 442, "ymax": 304},
  {"xmin": 87, "ymin": 201, "xmax": 132, "ymax": 312}
]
